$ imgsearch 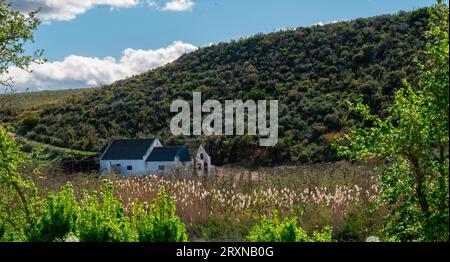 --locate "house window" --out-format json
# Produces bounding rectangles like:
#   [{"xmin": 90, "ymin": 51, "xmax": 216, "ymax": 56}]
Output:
[
  {"xmin": 158, "ymin": 165, "xmax": 165, "ymax": 171},
  {"xmin": 127, "ymin": 165, "xmax": 132, "ymax": 171},
  {"xmin": 200, "ymin": 154, "xmax": 204, "ymax": 160}
]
